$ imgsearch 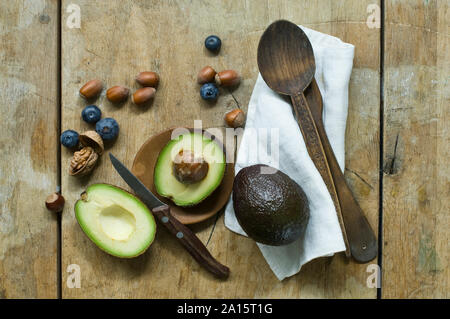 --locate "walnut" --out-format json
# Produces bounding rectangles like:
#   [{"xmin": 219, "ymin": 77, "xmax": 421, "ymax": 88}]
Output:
[
  {"xmin": 79, "ymin": 130, "xmax": 104, "ymax": 155},
  {"xmin": 69, "ymin": 146, "xmax": 98, "ymax": 176}
]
